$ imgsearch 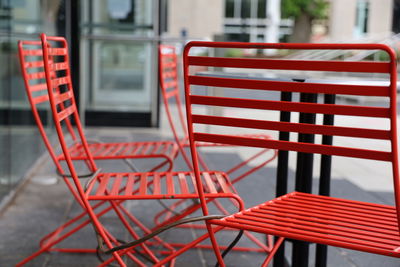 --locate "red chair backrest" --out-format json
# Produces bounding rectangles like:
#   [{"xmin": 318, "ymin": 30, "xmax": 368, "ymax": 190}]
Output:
[
  {"xmin": 18, "ymin": 39, "xmax": 78, "ymax": 167},
  {"xmin": 159, "ymin": 45, "xmax": 193, "ymax": 168},
  {"xmin": 183, "ymin": 42, "xmax": 399, "ymax": 218},
  {"xmin": 40, "ymin": 33, "xmax": 97, "ymax": 182}
]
